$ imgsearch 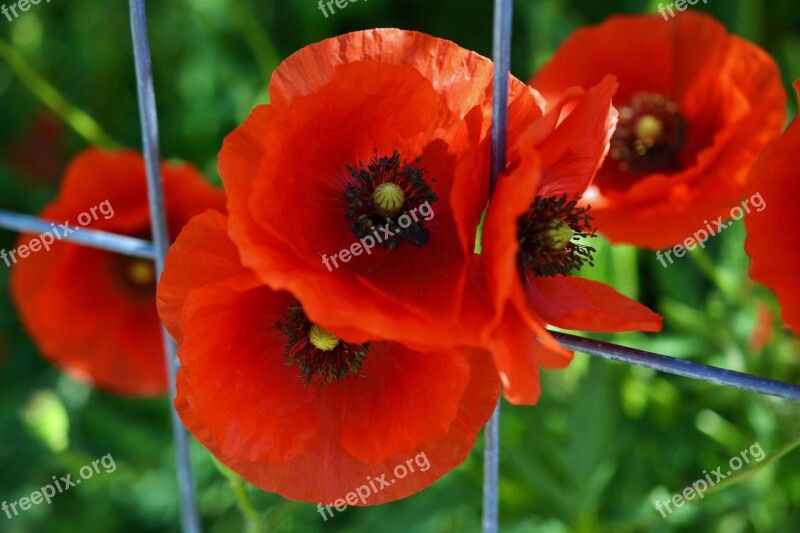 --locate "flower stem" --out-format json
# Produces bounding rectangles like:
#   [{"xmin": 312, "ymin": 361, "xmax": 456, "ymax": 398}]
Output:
[
  {"xmin": 225, "ymin": 0, "xmax": 281, "ymax": 80},
  {"xmin": 212, "ymin": 458, "xmax": 262, "ymax": 531},
  {"xmin": 611, "ymin": 244, "xmax": 639, "ymax": 300},
  {"xmin": 687, "ymin": 246, "xmax": 740, "ymax": 303},
  {"xmin": 0, "ymin": 36, "xmax": 120, "ymax": 149},
  {"xmin": 230, "ymin": 477, "xmax": 263, "ymax": 533},
  {"xmin": 704, "ymin": 434, "xmax": 800, "ymax": 494}
]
